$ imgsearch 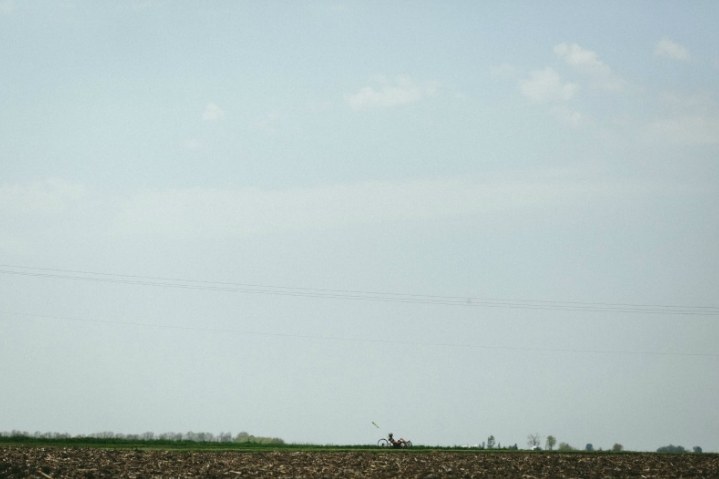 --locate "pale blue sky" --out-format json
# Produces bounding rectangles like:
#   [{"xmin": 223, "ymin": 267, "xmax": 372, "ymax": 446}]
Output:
[{"xmin": 1, "ymin": 1, "xmax": 718, "ymax": 451}]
